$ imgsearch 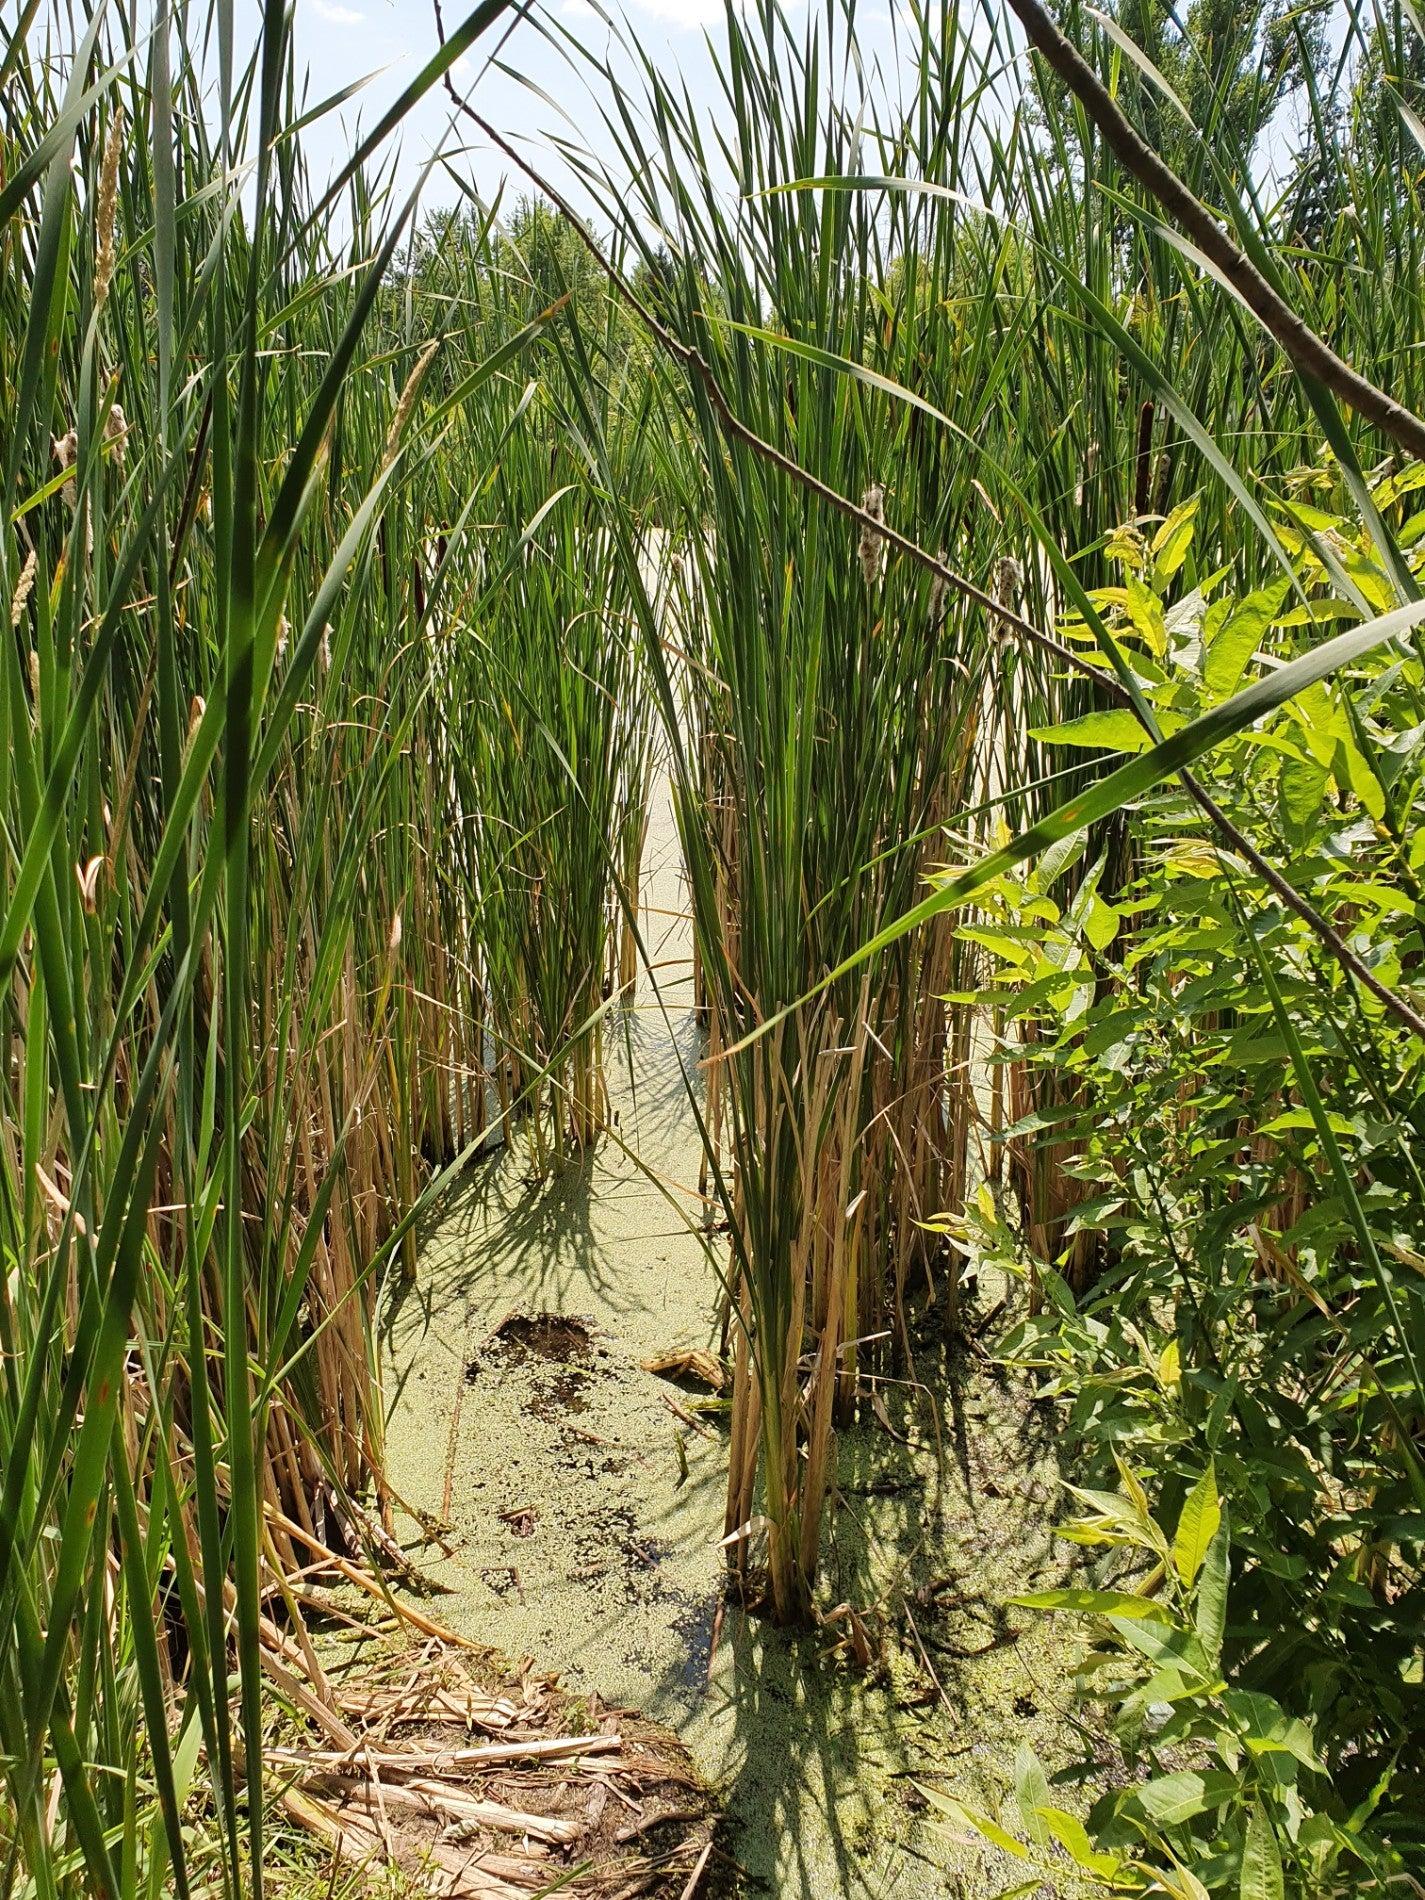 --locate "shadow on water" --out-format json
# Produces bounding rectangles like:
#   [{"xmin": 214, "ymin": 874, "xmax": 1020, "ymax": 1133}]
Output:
[
  {"xmin": 701, "ymin": 1614, "xmax": 902, "ymax": 1898},
  {"xmin": 381, "ymin": 1095, "xmax": 640, "ymax": 1395},
  {"xmin": 612, "ymin": 1312, "xmax": 1080, "ymax": 1898}
]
